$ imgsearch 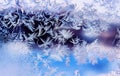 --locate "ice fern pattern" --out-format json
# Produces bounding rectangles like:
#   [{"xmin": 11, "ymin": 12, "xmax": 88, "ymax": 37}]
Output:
[{"xmin": 0, "ymin": 0, "xmax": 120, "ymax": 76}]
